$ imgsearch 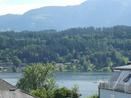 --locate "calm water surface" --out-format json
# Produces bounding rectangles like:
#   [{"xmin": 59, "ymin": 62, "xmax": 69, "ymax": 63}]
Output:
[{"xmin": 0, "ymin": 72, "xmax": 111, "ymax": 98}]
